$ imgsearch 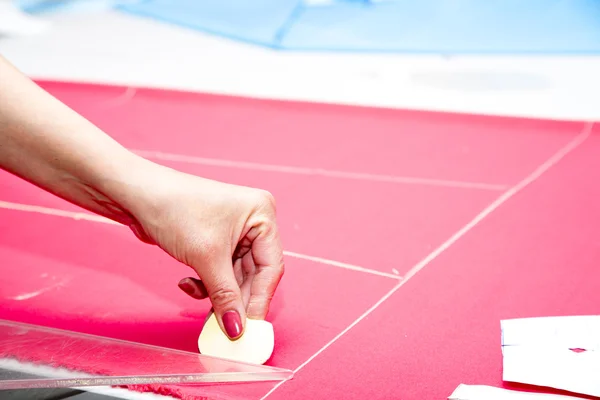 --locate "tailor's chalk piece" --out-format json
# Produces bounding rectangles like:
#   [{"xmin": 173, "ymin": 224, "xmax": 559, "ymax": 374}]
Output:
[{"xmin": 198, "ymin": 312, "xmax": 275, "ymax": 365}]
